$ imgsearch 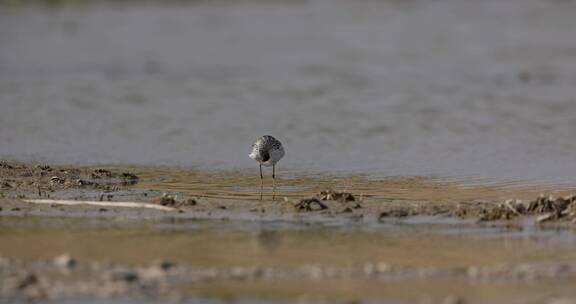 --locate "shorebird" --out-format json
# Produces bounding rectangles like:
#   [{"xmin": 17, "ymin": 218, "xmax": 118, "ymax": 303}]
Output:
[{"xmin": 249, "ymin": 135, "xmax": 285, "ymax": 185}]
